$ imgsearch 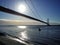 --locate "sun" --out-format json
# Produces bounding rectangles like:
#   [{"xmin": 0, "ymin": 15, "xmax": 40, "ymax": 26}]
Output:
[{"xmin": 17, "ymin": 4, "xmax": 26, "ymax": 13}]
